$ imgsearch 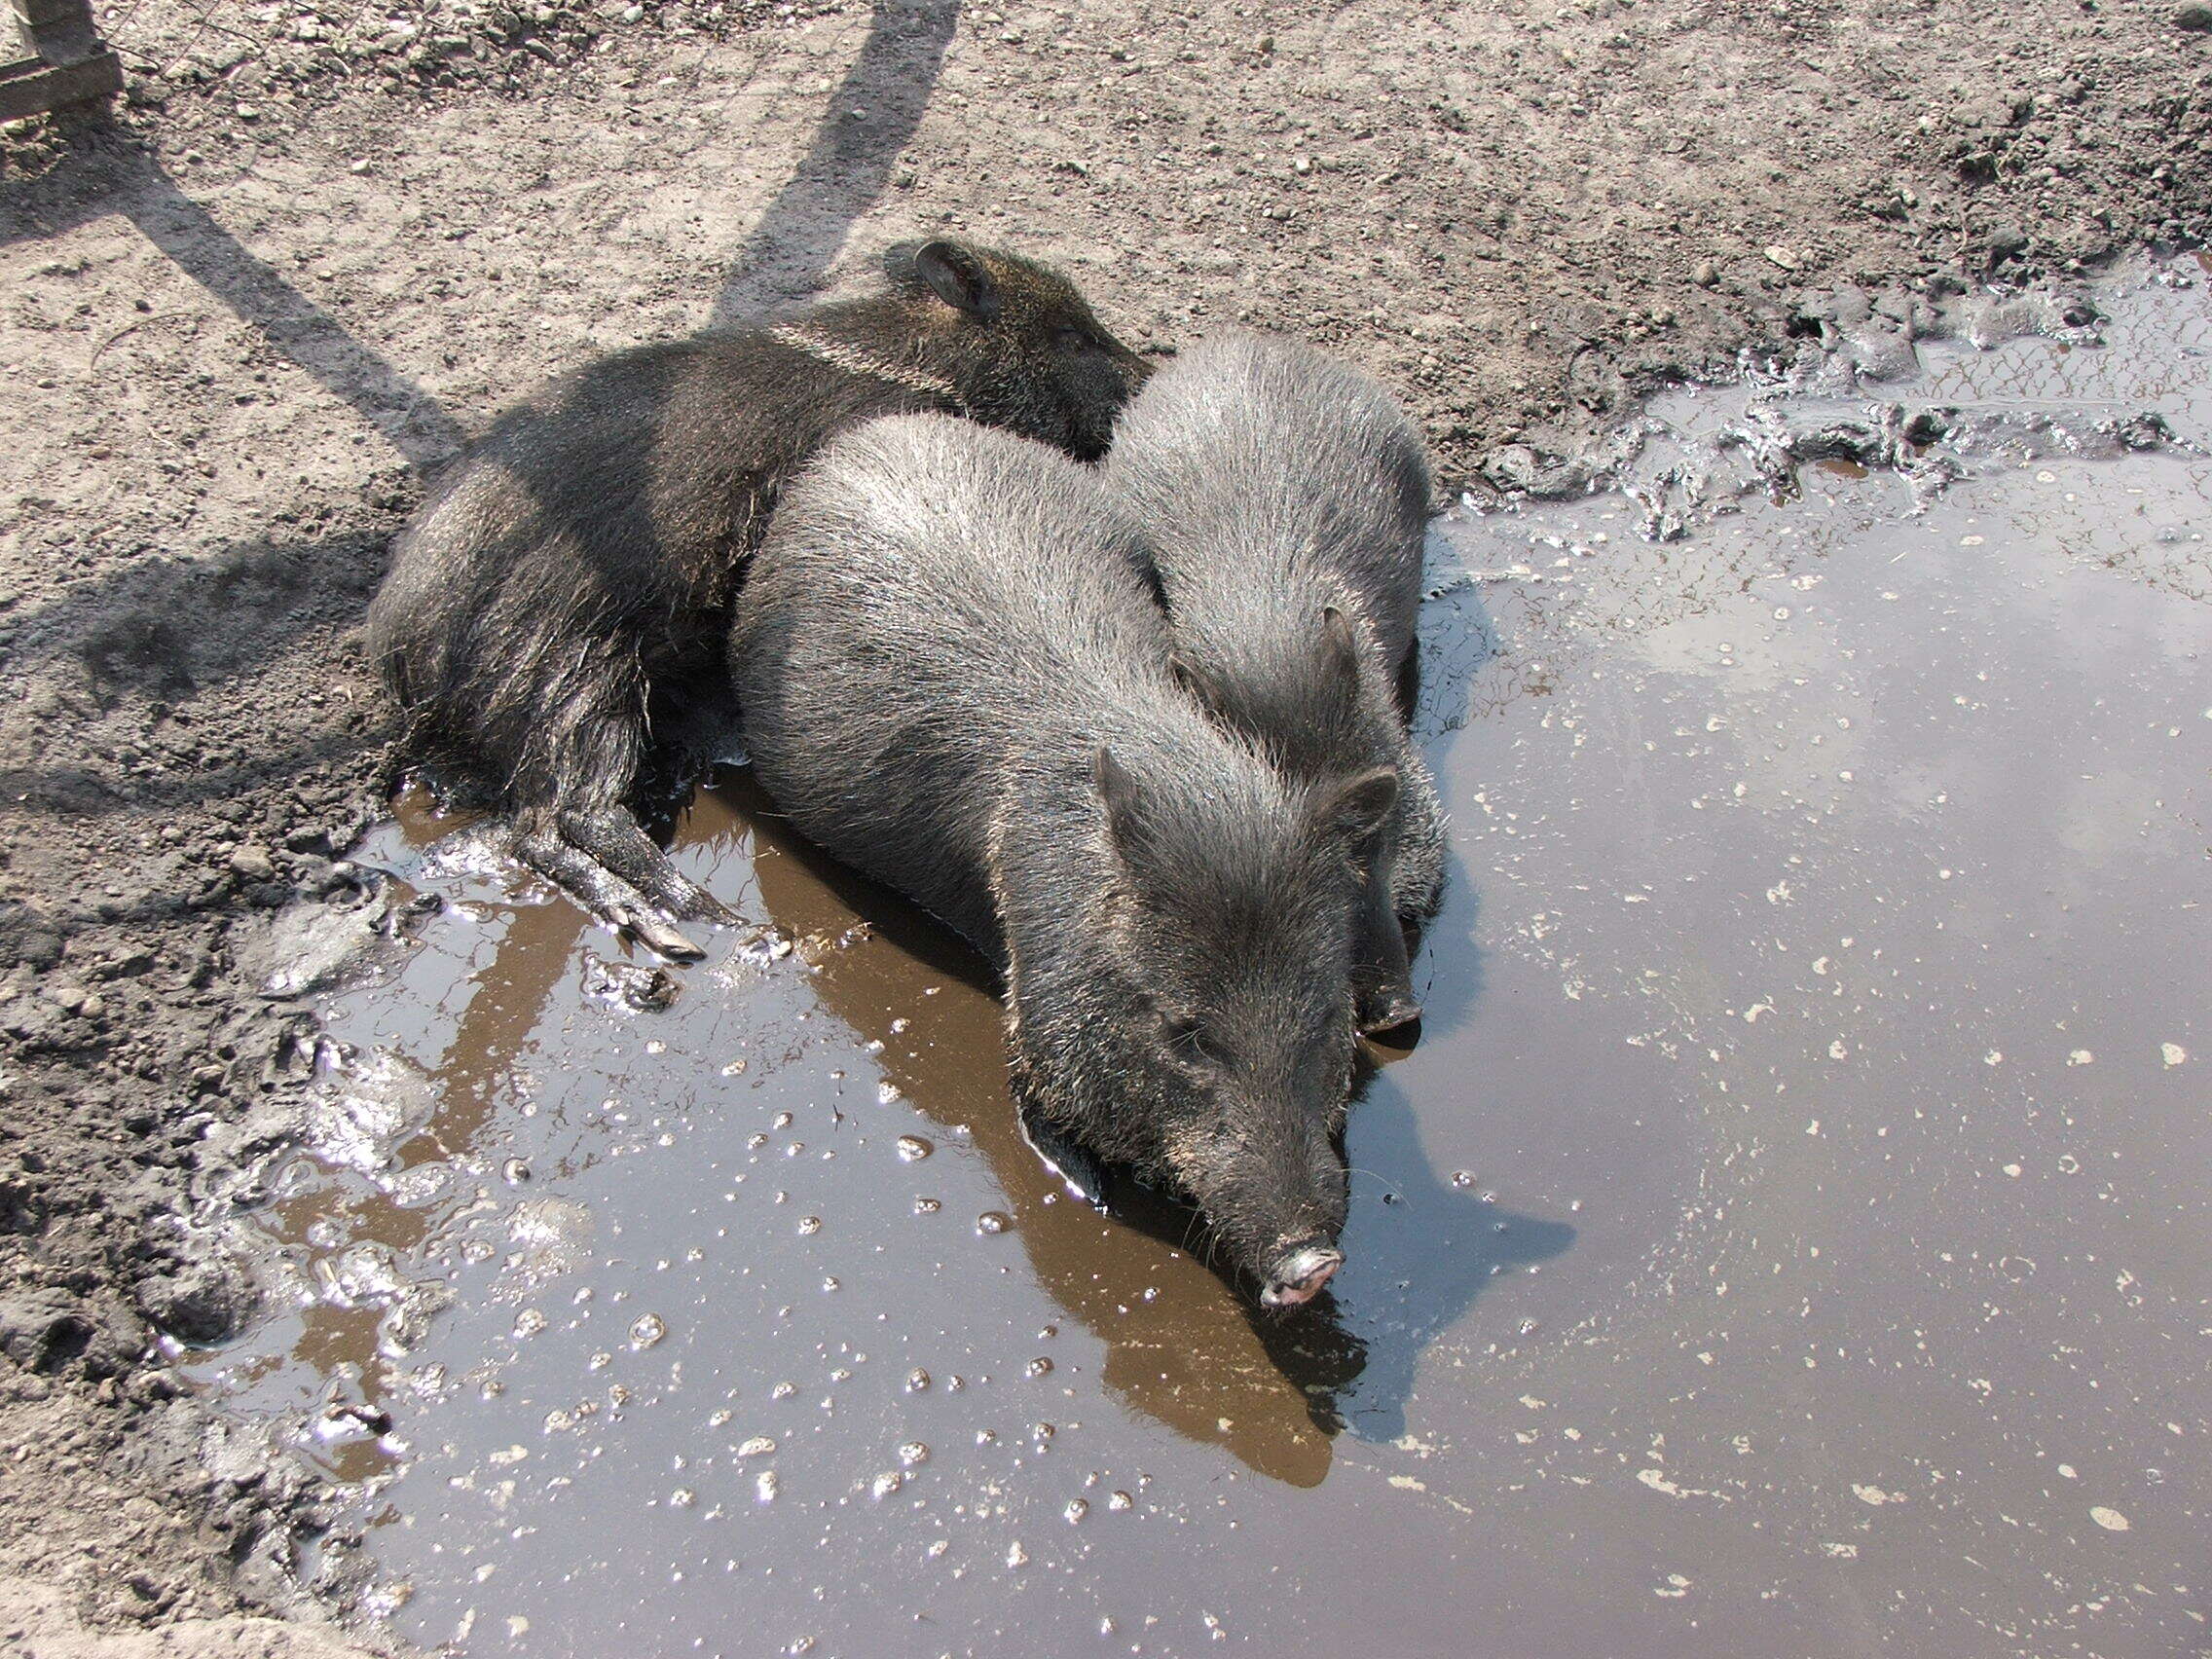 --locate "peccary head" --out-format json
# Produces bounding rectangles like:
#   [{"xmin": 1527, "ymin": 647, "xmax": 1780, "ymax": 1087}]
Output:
[
  {"xmin": 877, "ymin": 240, "xmax": 1151, "ymax": 461},
  {"xmin": 1176, "ymin": 602, "xmax": 1427, "ymax": 1035},
  {"xmin": 1097, "ymin": 327, "xmax": 1444, "ymax": 1031},
  {"xmin": 1001, "ymin": 745, "xmax": 1401, "ymax": 1310}
]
